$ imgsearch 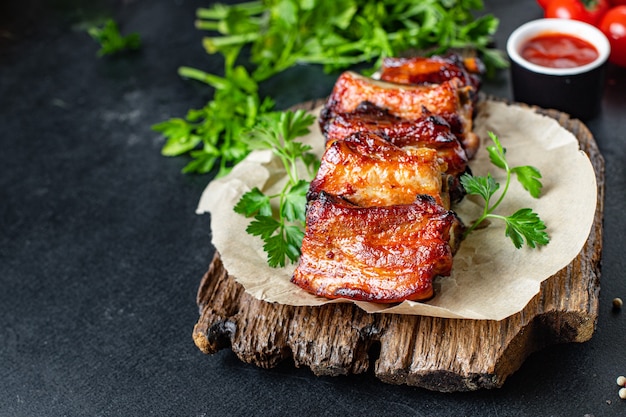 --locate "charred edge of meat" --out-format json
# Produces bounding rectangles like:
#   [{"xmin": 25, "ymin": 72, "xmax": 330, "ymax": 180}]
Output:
[
  {"xmin": 322, "ymin": 102, "xmax": 461, "ymax": 148},
  {"xmin": 331, "ymin": 286, "xmax": 435, "ymax": 304},
  {"xmin": 318, "ymin": 100, "xmax": 336, "ymax": 135},
  {"xmin": 450, "ymin": 166, "xmax": 471, "ymax": 204},
  {"xmin": 380, "ymin": 53, "xmax": 484, "ymax": 100}
]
